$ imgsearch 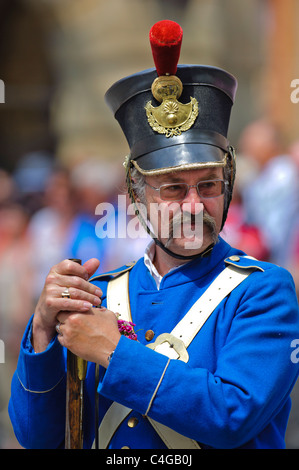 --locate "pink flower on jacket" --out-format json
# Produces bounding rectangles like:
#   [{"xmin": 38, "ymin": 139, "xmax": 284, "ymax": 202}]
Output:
[{"xmin": 117, "ymin": 318, "xmax": 138, "ymax": 341}]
